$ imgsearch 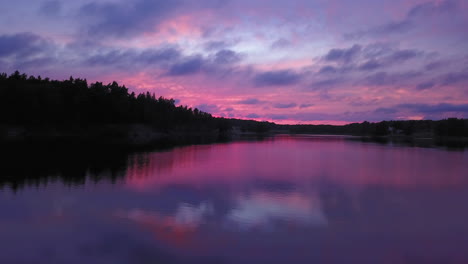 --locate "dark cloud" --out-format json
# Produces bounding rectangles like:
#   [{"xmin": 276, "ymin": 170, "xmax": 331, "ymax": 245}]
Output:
[
  {"xmin": 204, "ymin": 41, "xmax": 228, "ymax": 51},
  {"xmin": 370, "ymin": 103, "xmax": 468, "ymax": 120},
  {"xmin": 346, "ymin": 0, "xmax": 460, "ymax": 39},
  {"xmin": 78, "ymin": 0, "xmax": 230, "ymax": 38},
  {"xmin": 374, "ymin": 107, "xmax": 398, "ymax": 114},
  {"xmin": 84, "ymin": 47, "xmax": 181, "ymax": 70},
  {"xmin": 84, "ymin": 50, "xmax": 140, "ymax": 66},
  {"xmin": 79, "ymin": 0, "xmax": 181, "ymax": 38},
  {"xmin": 195, "ymin": 103, "xmax": 219, "ymax": 113},
  {"xmin": 265, "ymin": 101, "xmax": 468, "ymax": 122},
  {"xmin": 361, "ymin": 48, "xmax": 422, "ymax": 70},
  {"xmin": 324, "ymin": 44, "xmax": 361, "ymax": 63},
  {"xmin": 416, "ymin": 81, "xmax": 435, "ymax": 90},
  {"xmin": 139, "ymin": 48, "xmax": 181, "ymax": 64},
  {"xmin": 271, "ymin": 38, "xmax": 291, "ymax": 49},
  {"xmin": 167, "ymin": 56, "xmax": 205, "ymax": 76},
  {"xmin": 386, "ymin": 49, "xmax": 421, "ymax": 63},
  {"xmin": 364, "ymin": 71, "xmax": 421, "ymax": 86},
  {"xmin": 398, "ymin": 103, "xmax": 468, "ymax": 114},
  {"xmin": 320, "ymin": 43, "xmax": 423, "ymax": 74},
  {"xmin": 263, "ymin": 111, "xmax": 367, "ymax": 122},
  {"xmin": 318, "ymin": 66, "xmax": 337, "ymax": 74},
  {"xmin": 237, "ymin": 98, "xmax": 262, "ymax": 105},
  {"xmin": 368, "ymin": 20, "xmax": 413, "ymax": 37},
  {"xmin": 311, "ymin": 78, "xmax": 345, "ymax": 89},
  {"xmin": 358, "ymin": 60, "xmax": 382, "ymax": 71},
  {"xmin": 246, "ymin": 113, "xmax": 260, "ymax": 119},
  {"xmin": 299, "ymin": 103, "xmax": 314, "ymax": 109},
  {"xmin": 273, "ymin": 102, "xmax": 297, "ymax": 109},
  {"xmin": 0, "ymin": 32, "xmax": 51, "ymax": 59},
  {"xmin": 82, "ymin": 45, "xmax": 241, "ymax": 76},
  {"xmin": 39, "ymin": 0, "xmax": 61, "ymax": 16},
  {"xmin": 214, "ymin": 49, "xmax": 241, "ymax": 64},
  {"xmin": 362, "ymin": 42, "xmax": 395, "ymax": 58},
  {"xmin": 253, "ymin": 70, "xmax": 302, "ymax": 87},
  {"xmin": 439, "ymin": 71, "xmax": 468, "ymax": 86},
  {"xmin": 425, "ymin": 60, "xmax": 445, "ymax": 71},
  {"xmin": 407, "ymin": 0, "xmax": 458, "ymax": 18},
  {"xmin": 267, "ymin": 114, "xmax": 289, "ymax": 120},
  {"xmin": 15, "ymin": 56, "xmax": 57, "ymax": 69}
]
